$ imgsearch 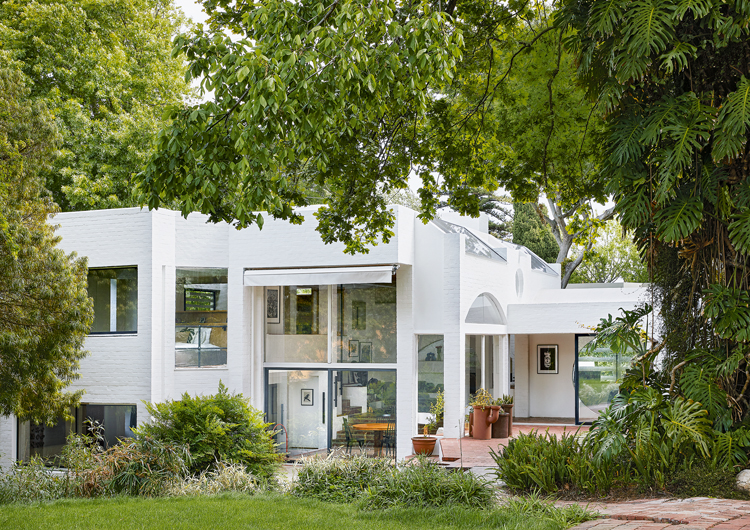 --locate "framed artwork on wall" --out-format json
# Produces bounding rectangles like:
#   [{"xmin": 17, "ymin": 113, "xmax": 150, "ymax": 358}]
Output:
[
  {"xmin": 301, "ymin": 389, "xmax": 314, "ymax": 406},
  {"xmin": 348, "ymin": 339, "xmax": 359, "ymax": 360},
  {"xmin": 537, "ymin": 344, "xmax": 558, "ymax": 374},
  {"xmin": 266, "ymin": 287, "xmax": 280, "ymax": 324},
  {"xmin": 359, "ymin": 342, "xmax": 372, "ymax": 363}
]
